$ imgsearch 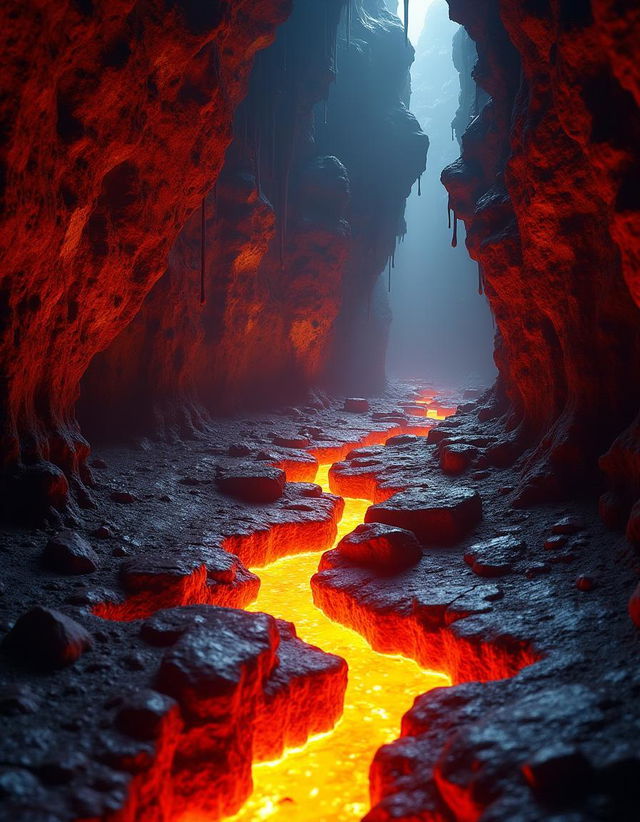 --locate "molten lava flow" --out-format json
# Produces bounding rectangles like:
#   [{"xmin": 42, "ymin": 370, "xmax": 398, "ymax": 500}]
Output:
[
  {"xmin": 227, "ymin": 464, "xmax": 450, "ymax": 822},
  {"xmin": 414, "ymin": 395, "xmax": 456, "ymax": 420}
]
